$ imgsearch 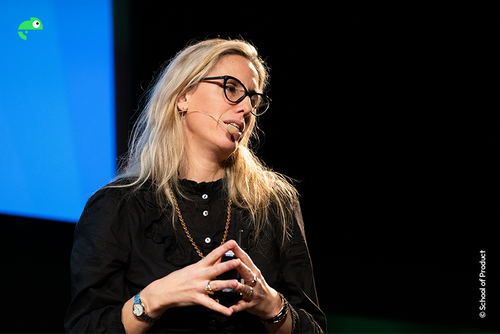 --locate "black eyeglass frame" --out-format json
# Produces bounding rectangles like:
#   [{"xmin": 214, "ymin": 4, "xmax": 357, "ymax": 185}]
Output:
[{"xmin": 200, "ymin": 75, "xmax": 271, "ymax": 116}]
